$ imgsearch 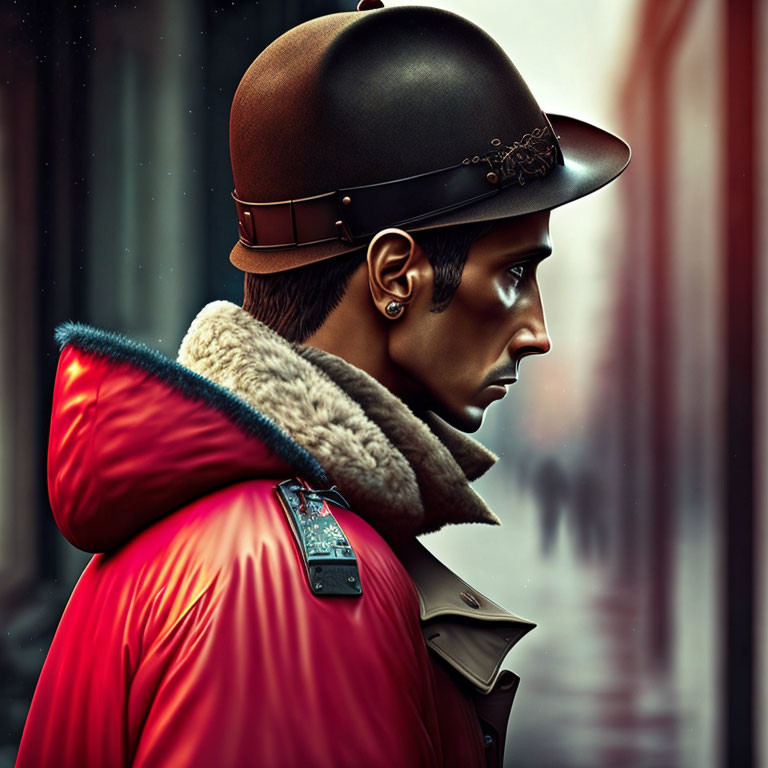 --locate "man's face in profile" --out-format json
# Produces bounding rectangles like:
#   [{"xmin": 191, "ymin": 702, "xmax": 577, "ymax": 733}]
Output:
[{"xmin": 393, "ymin": 211, "xmax": 553, "ymax": 432}]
